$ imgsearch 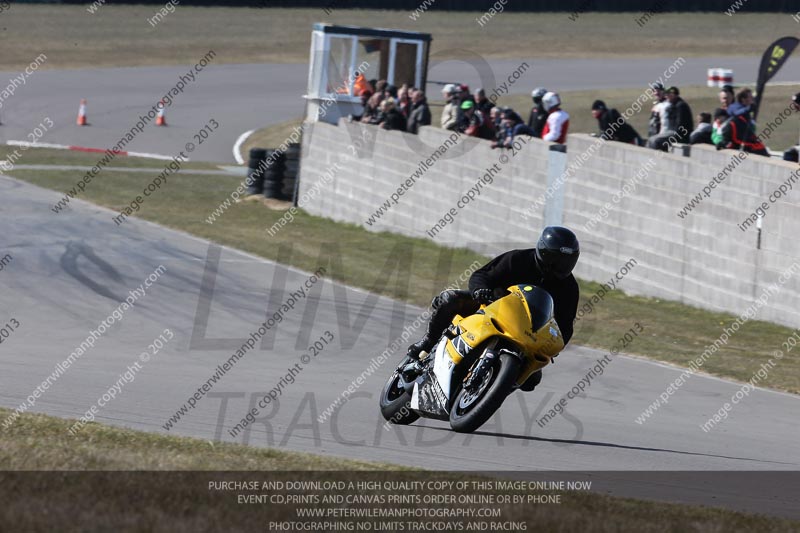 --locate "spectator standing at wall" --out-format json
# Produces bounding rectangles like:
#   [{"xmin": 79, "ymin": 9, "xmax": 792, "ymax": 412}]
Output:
[
  {"xmin": 666, "ymin": 87, "xmax": 693, "ymax": 142},
  {"xmin": 458, "ymin": 84, "xmax": 474, "ymax": 105},
  {"xmin": 648, "ymin": 86, "xmax": 692, "ymax": 150},
  {"xmin": 360, "ymin": 91, "xmax": 383, "ymax": 124},
  {"xmin": 454, "ymin": 84, "xmax": 473, "ymax": 131},
  {"xmin": 407, "ymin": 90, "xmax": 432, "ymax": 134},
  {"xmin": 689, "ymin": 112, "xmax": 713, "ymax": 145},
  {"xmin": 490, "ymin": 106, "xmax": 504, "ymax": 131},
  {"xmin": 349, "ymin": 88, "xmax": 373, "ymax": 122},
  {"xmin": 528, "ymin": 87, "xmax": 548, "ymax": 138},
  {"xmin": 441, "ymin": 84, "xmax": 459, "ymax": 131},
  {"xmin": 458, "ymin": 100, "xmax": 494, "ymax": 140},
  {"xmin": 711, "ymin": 108, "xmax": 729, "ymax": 146},
  {"xmin": 718, "ymin": 88, "xmax": 767, "ymax": 156},
  {"xmin": 474, "ymin": 88, "xmax": 495, "ymax": 115},
  {"xmin": 541, "ymin": 92, "xmax": 569, "ymax": 144},
  {"xmin": 719, "ymin": 85, "xmax": 734, "ymax": 111},
  {"xmin": 397, "ymin": 85, "xmax": 411, "ymax": 118},
  {"xmin": 378, "ymin": 97, "xmax": 406, "ymax": 132},
  {"xmin": 458, "ymin": 100, "xmax": 480, "ymax": 135},
  {"xmin": 353, "ymin": 72, "xmax": 370, "ymax": 97},
  {"xmin": 505, "ymin": 93, "xmax": 542, "ymax": 140},
  {"xmin": 784, "ymin": 92, "xmax": 800, "ymax": 161},
  {"xmin": 648, "ymin": 82, "xmax": 670, "ymax": 138},
  {"xmin": 591, "ymin": 100, "xmax": 642, "ymax": 145},
  {"xmin": 491, "ymin": 108, "xmax": 524, "ymax": 149},
  {"xmin": 489, "ymin": 106, "xmax": 504, "ymax": 144}
]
